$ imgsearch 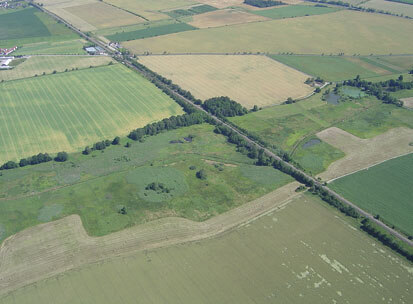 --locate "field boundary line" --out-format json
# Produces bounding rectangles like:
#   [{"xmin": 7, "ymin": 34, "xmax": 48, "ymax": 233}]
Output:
[{"xmin": 326, "ymin": 151, "xmax": 413, "ymax": 183}]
